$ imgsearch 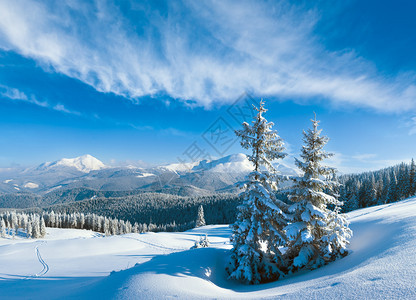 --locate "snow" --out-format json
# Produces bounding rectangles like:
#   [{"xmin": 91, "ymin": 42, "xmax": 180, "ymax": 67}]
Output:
[
  {"xmin": 55, "ymin": 154, "xmax": 106, "ymax": 172},
  {"xmin": 37, "ymin": 154, "xmax": 107, "ymax": 173},
  {"xmin": 136, "ymin": 172, "xmax": 156, "ymax": 178},
  {"xmin": 1, "ymin": 199, "xmax": 416, "ymax": 299},
  {"xmin": 205, "ymin": 153, "xmax": 253, "ymax": 173},
  {"xmin": 23, "ymin": 182, "xmax": 39, "ymax": 189},
  {"xmin": 162, "ymin": 153, "xmax": 299, "ymax": 176}
]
